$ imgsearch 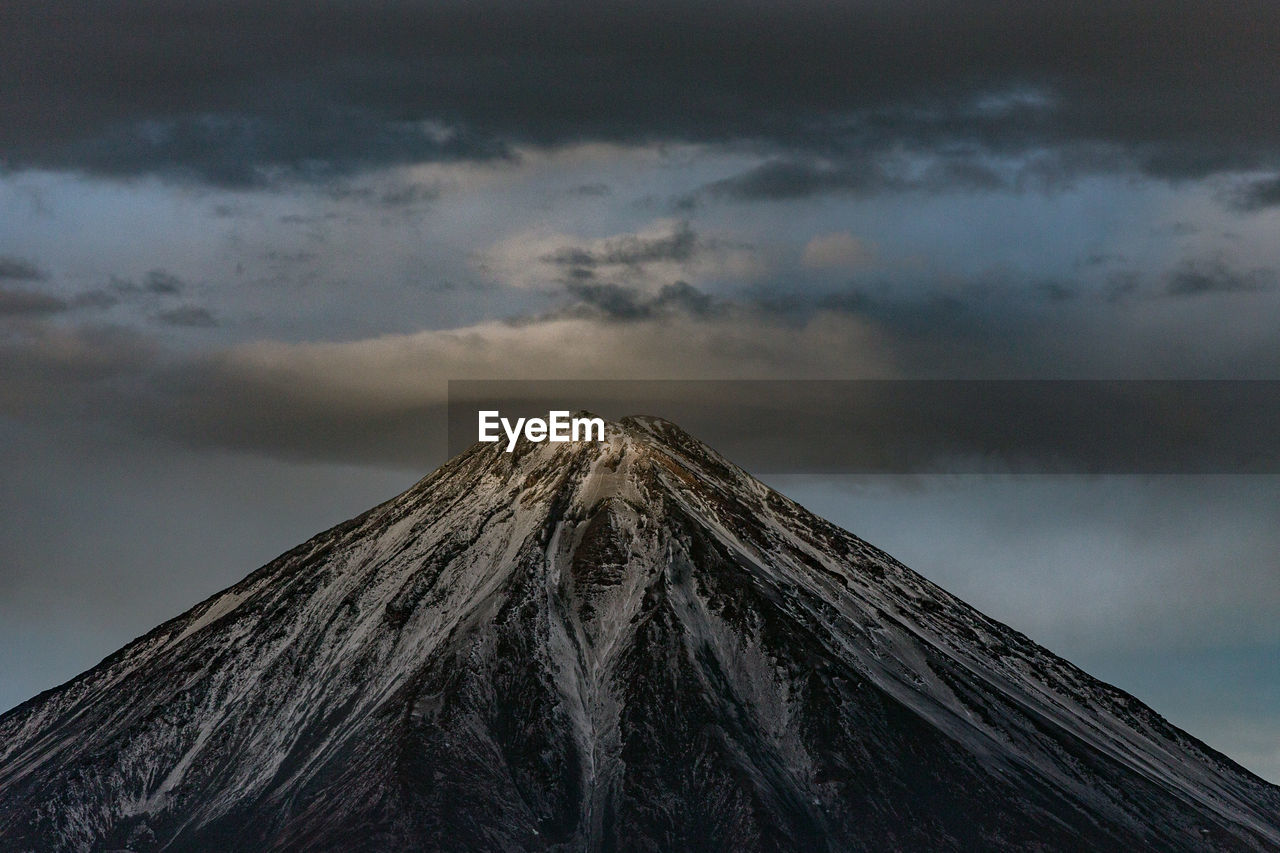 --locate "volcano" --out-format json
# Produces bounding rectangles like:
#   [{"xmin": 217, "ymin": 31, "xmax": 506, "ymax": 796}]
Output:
[{"xmin": 2, "ymin": 417, "xmax": 1278, "ymax": 851}]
